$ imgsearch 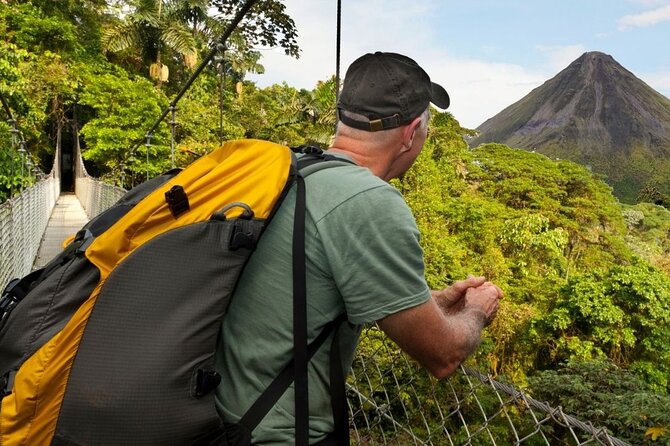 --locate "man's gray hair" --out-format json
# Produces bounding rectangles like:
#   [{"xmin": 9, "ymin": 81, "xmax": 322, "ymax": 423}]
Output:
[{"xmin": 418, "ymin": 108, "xmax": 430, "ymax": 129}]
